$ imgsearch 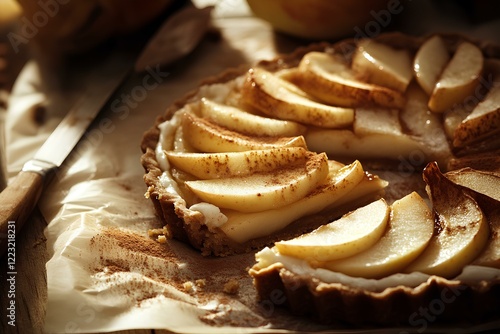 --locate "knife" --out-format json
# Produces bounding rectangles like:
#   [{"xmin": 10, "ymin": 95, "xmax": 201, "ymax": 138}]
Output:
[{"xmin": 0, "ymin": 4, "xmax": 214, "ymax": 255}]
